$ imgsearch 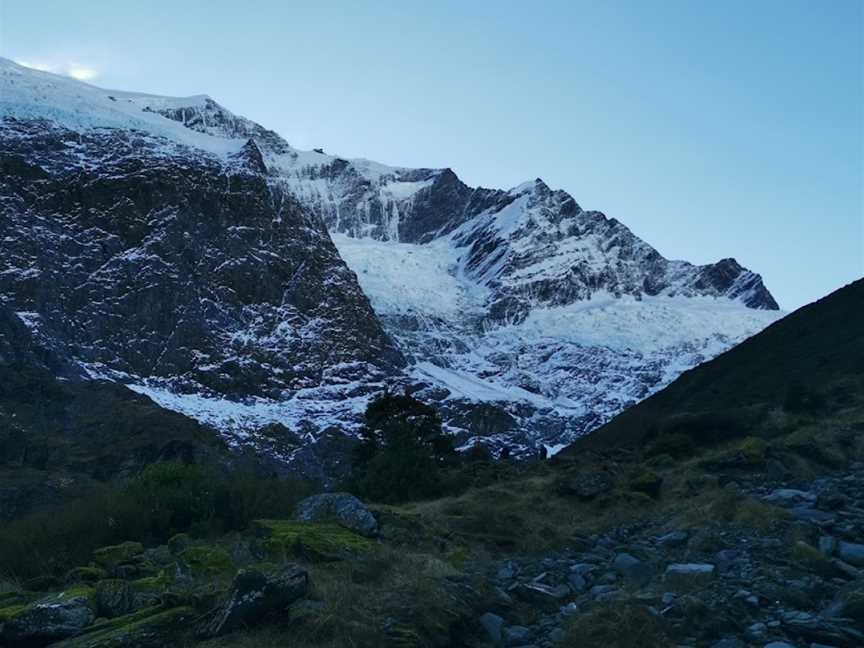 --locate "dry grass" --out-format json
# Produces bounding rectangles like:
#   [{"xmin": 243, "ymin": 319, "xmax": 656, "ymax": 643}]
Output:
[
  {"xmin": 200, "ymin": 545, "xmax": 486, "ymax": 648},
  {"xmin": 562, "ymin": 600, "xmax": 669, "ymax": 648}
]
